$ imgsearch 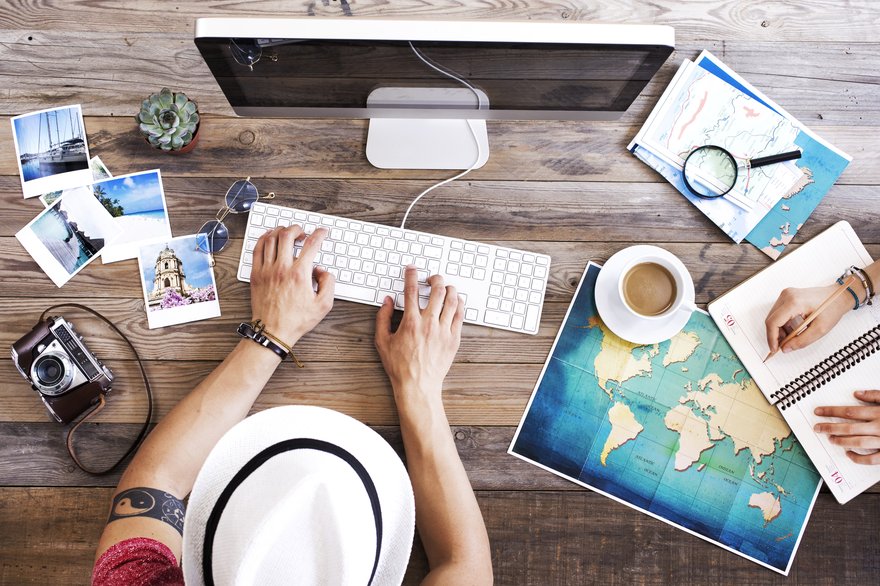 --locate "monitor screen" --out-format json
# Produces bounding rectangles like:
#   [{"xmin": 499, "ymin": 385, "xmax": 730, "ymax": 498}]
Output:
[{"xmin": 195, "ymin": 19, "xmax": 674, "ymax": 120}]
